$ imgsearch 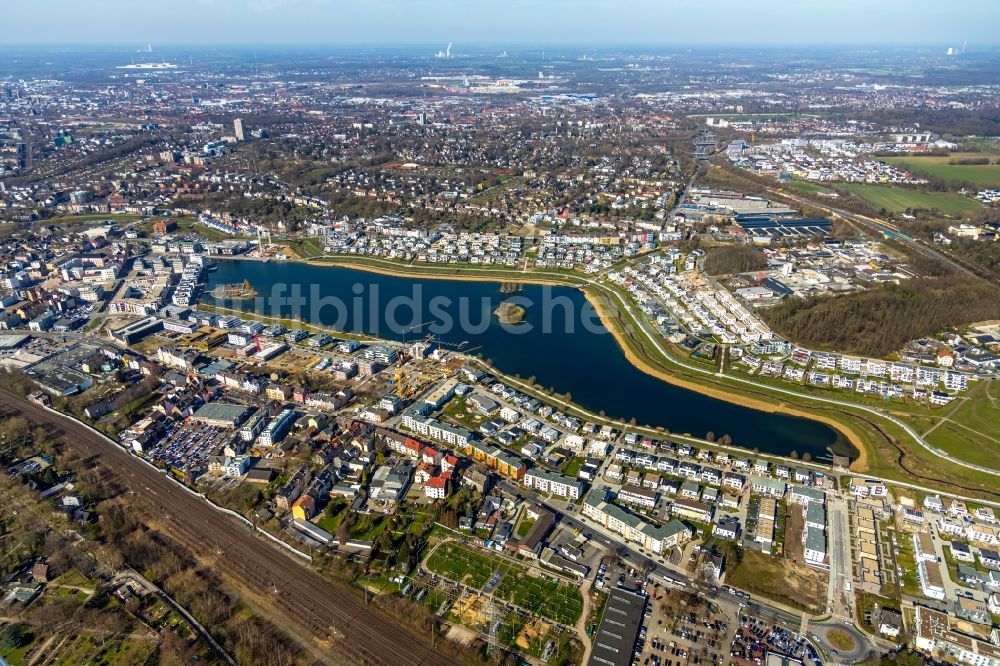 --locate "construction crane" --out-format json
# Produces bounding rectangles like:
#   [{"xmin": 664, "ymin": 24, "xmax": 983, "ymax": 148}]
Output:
[{"xmin": 392, "ymin": 355, "xmax": 416, "ymax": 399}]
